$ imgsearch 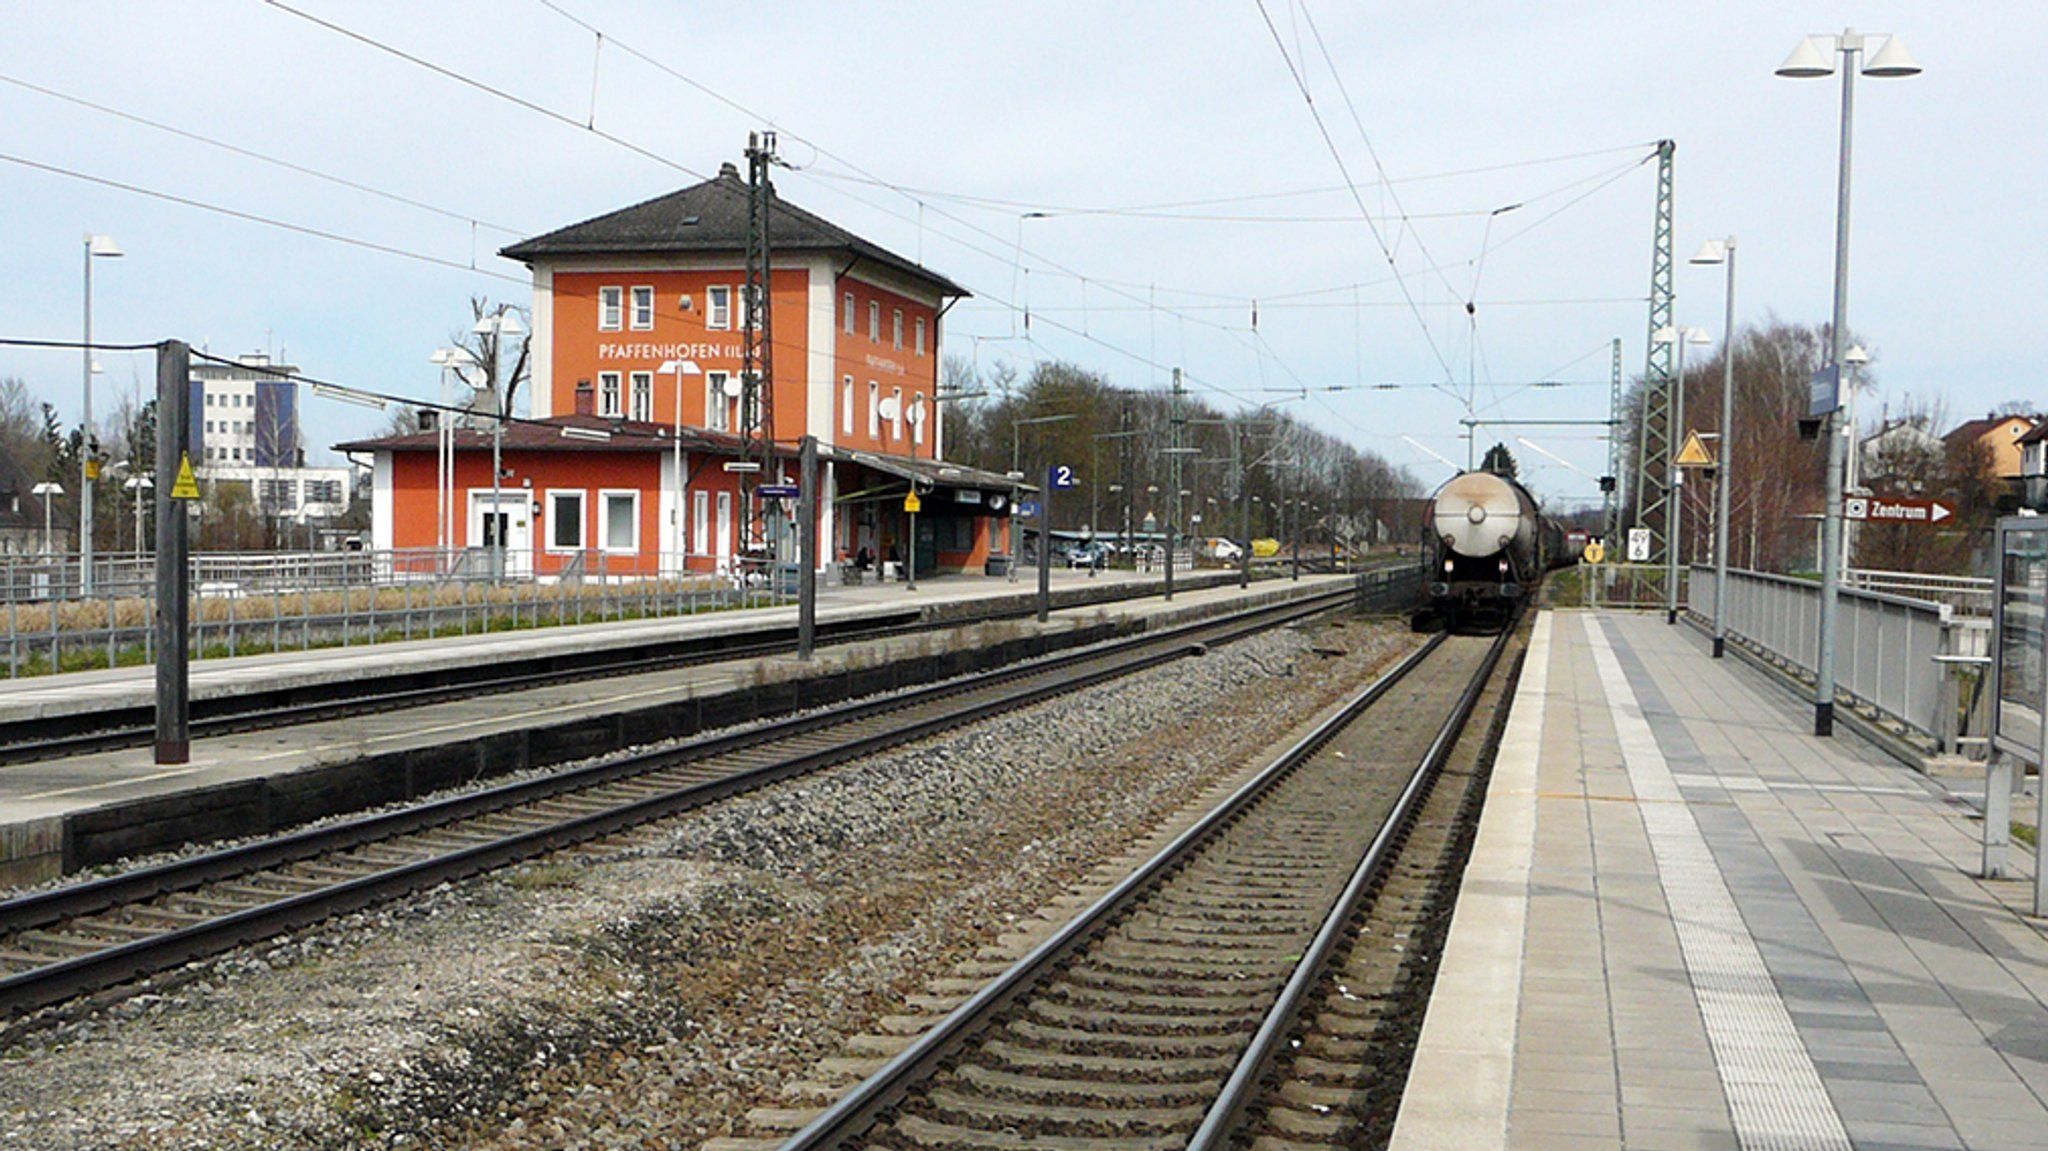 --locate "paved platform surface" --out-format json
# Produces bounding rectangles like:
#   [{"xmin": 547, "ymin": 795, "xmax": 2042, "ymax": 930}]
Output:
[
  {"xmin": 0, "ymin": 570, "xmax": 1347, "ymax": 881},
  {"xmin": 0, "ymin": 566, "xmax": 1230, "ymax": 724},
  {"xmin": 1394, "ymin": 610, "xmax": 2048, "ymax": 1151}
]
